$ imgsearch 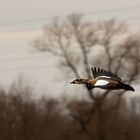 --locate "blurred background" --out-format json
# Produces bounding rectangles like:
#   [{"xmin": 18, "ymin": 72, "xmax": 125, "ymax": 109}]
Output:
[{"xmin": 0, "ymin": 0, "xmax": 140, "ymax": 140}]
